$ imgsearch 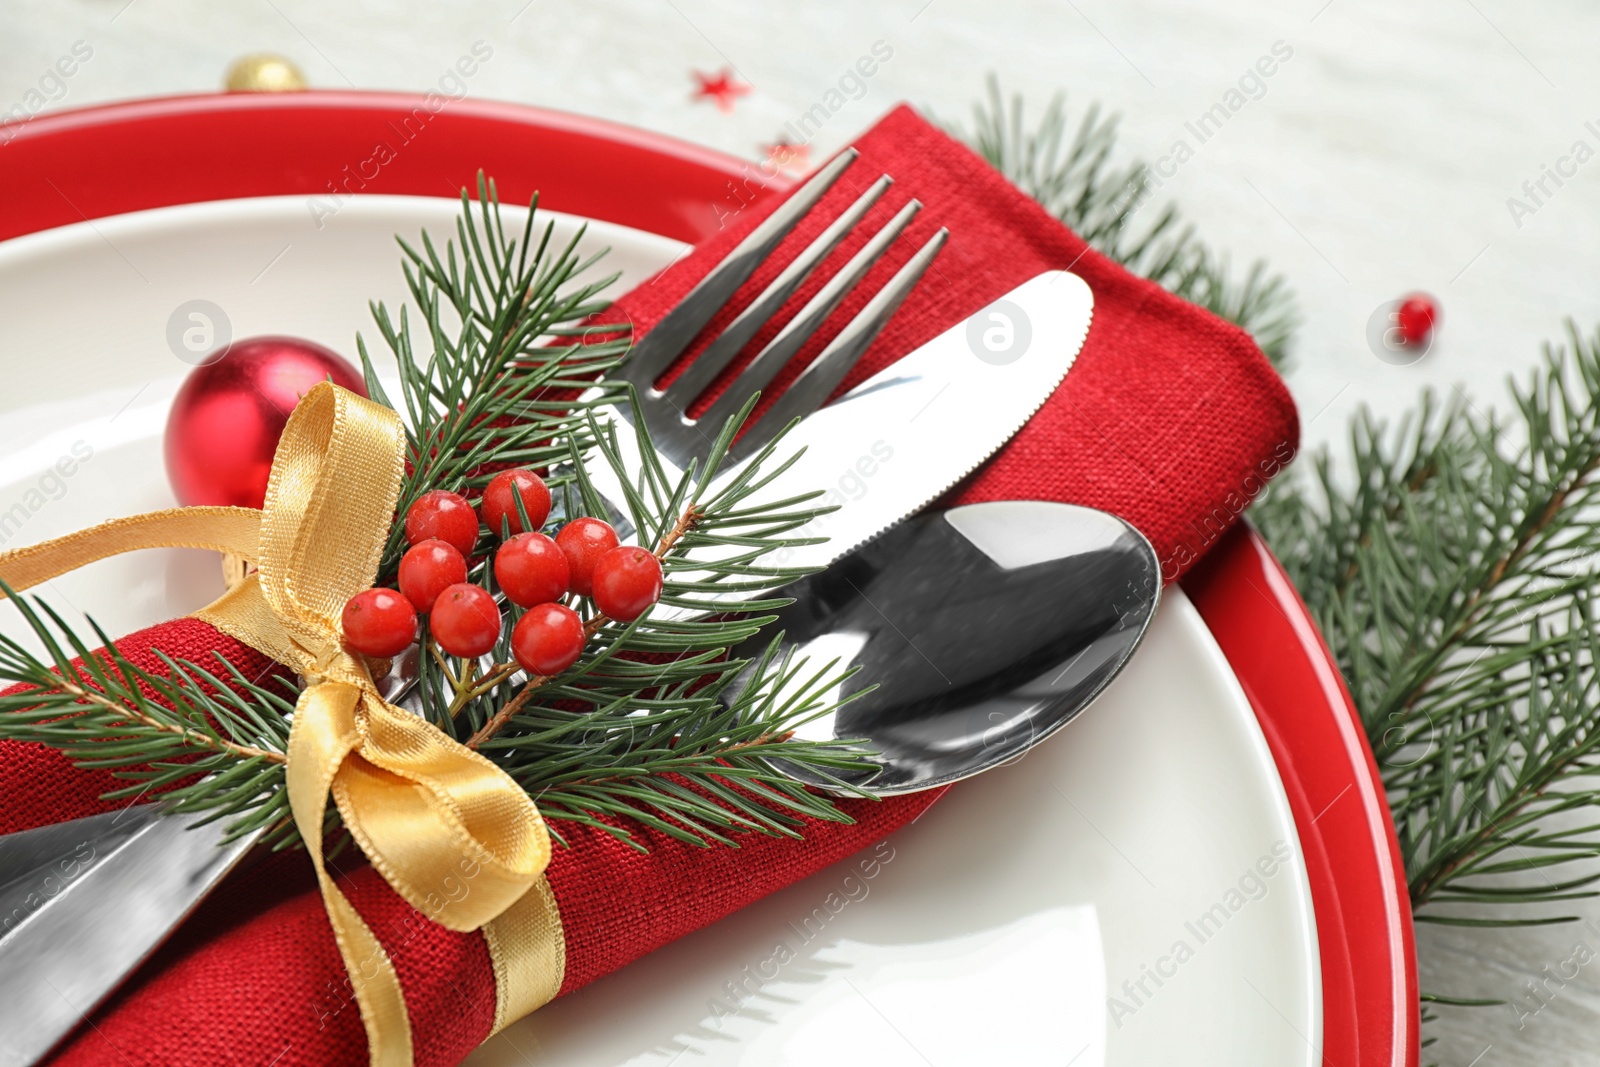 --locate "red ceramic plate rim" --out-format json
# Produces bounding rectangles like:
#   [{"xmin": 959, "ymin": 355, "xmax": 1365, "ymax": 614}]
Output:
[
  {"xmin": 0, "ymin": 90, "xmax": 1418, "ymax": 1066},
  {"xmin": 1186, "ymin": 525, "xmax": 1418, "ymax": 1067}
]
